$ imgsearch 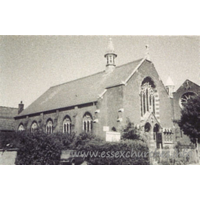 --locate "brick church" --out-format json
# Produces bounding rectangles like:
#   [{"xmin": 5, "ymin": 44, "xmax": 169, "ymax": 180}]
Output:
[{"xmin": 15, "ymin": 38, "xmax": 199, "ymax": 151}]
